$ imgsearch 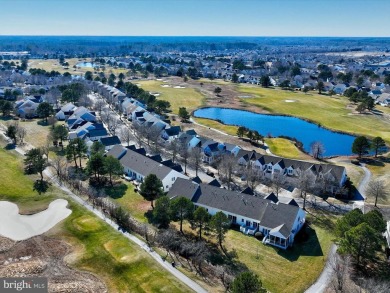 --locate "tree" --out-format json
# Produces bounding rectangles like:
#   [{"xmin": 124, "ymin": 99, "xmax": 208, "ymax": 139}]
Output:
[
  {"xmin": 87, "ymin": 152, "xmax": 106, "ymax": 184},
  {"xmin": 231, "ymin": 73, "xmax": 239, "ymax": 83},
  {"xmin": 66, "ymin": 138, "xmax": 87, "ymax": 169},
  {"xmin": 366, "ymin": 179, "xmax": 389, "ymax": 207},
  {"xmin": 119, "ymin": 127, "xmax": 132, "ymax": 146},
  {"xmin": 190, "ymin": 147, "xmax": 202, "ymax": 176},
  {"xmin": 231, "ymin": 271, "xmax": 266, "ymax": 293},
  {"xmin": 0, "ymin": 100, "xmax": 13, "ymax": 116},
  {"xmin": 236, "ymin": 126, "xmax": 247, "ymax": 138},
  {"xmin": 24, "ymin": 148, "xmax": 48, "ymax": 183},
  {"xmin": 51, "ymin": 124, "xmax": 68, "ymax": 150},
  {"xmin": 178, "ymin": 107, "xmax": 190, "ymax": 122},
  {"xmin": 214, "ymin": 87, "xmax": 222, "ymax": 95},
  {"xmin": 303, "ymin": 86, "xmax": 309, "ymax": 94},
  {"xmin": 193, "ymin": 207, "xmax": 210, "ymax": 240},
  {"xmin": 104, "ymin": 156, "xmax": 123, "ymax": 186},
  {"xmin": 170, "ymin": 197, "xmax": 194, "ymax": 233},
  {"xmin": 352, "ymin": 136, "xmax": 370, "ymax": 158},
  {"xmin": 6, "ymin": 124, "xmax": 18, "ymax": 144},
  {"xmin": 297, "ymin": 170, "xmax": 315, "ymax": 210},
  {"xmin": 363, "ymin": 209, "xmax": 386, "ymax": 234},
  {"xmin": 335, "ymin": 208, "xmax": 364, "ymax": 238},
  {"xmin": 140, "ymin": 174, "xmax": 164, "ymax": 209},
  {"xmin": 246, "ymin": 130, "xmax": 254, "ymax": 142},
  {"xmin": 260, "ymin": 75, "xmax": 271, "ymax": 87},
  {"xmin": 153, "ymin": 100, "xmax": 171, "ymax": 114},
  {"xmin": 210, "ymin": 211, "xmax": 230, "ymax": 250},
  {"xmin": 218, "ymin": 154, "xmax": 237, "ymax": 190},
  {"xmin": 384, "ymin": 74, "xmax": 390, "ymax": 85},
  {"xmin": 84, "ymin": 71, "xmax": 93, "ymax": 81},
  {"xmin": 356, "ymin": 102, "xmax": 366, "ymax": 114},
  {"xmin": 339, "ymin": 222, "xmax": 382, "ymax": 267},
  {"xmin": 371, "ymin": 136, "xmax": 386, "ymax": 157},
  {"xmin": 310, "ymin": 141, "xmax": 325, "ymax": 159},
  {"xmin": 36, "ymin": 102, "xmax": 54, "ymax": 123},
  {"xmin": 90, "ymin": 141, "xmax": 105, "ymax": 156},
  {"xmin": 252, "ymin": 131, "xmax": 263, "ymax": 144},
  {"xmin": 279, "ymin": 80, "xmax": 290, "ymax": 89},
  {"xmin": 153, "ymin": 196, "xmax": 171, "ymax": 228},
  {"xmin": 16, "ymin": 125, "xmax": 27, "ymax": 145},
  {"xmin": 272, "ymin": 174, "xmax": 285, "ymax": 198},
  {"xmin": 317, "ymin": 81, "xmax": 324, "ymax": 94}
]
